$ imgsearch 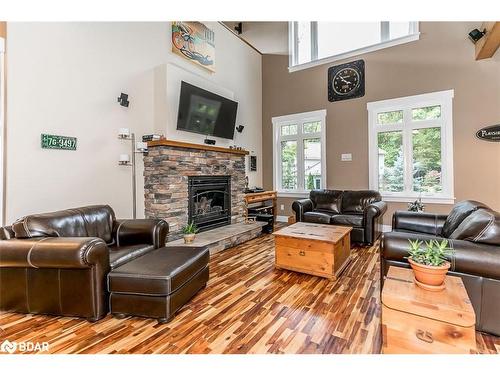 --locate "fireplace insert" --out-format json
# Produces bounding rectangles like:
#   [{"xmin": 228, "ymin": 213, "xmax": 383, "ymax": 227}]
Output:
[{"xmin": 188, "ymin": 175, "xmax": 231, "ymax": 232}]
